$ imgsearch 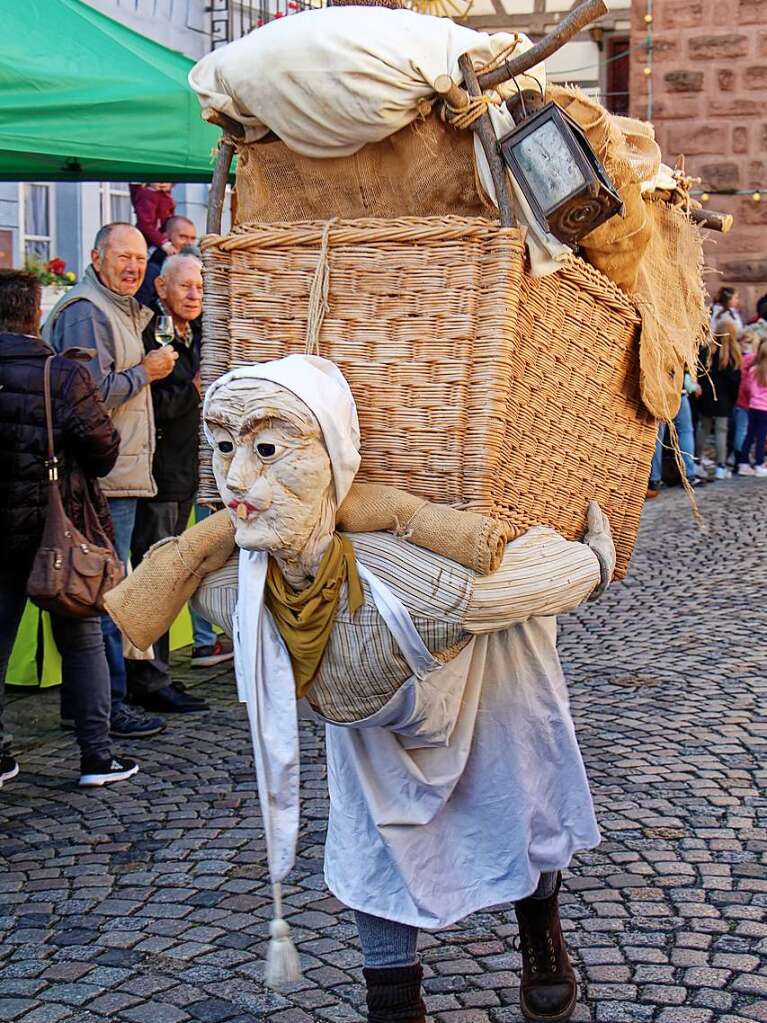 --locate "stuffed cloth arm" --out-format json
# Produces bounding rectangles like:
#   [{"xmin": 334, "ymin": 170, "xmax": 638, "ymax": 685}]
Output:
[{"xmin": 462, "ymin": 527, "xmax": 601, "ymax": 634}]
